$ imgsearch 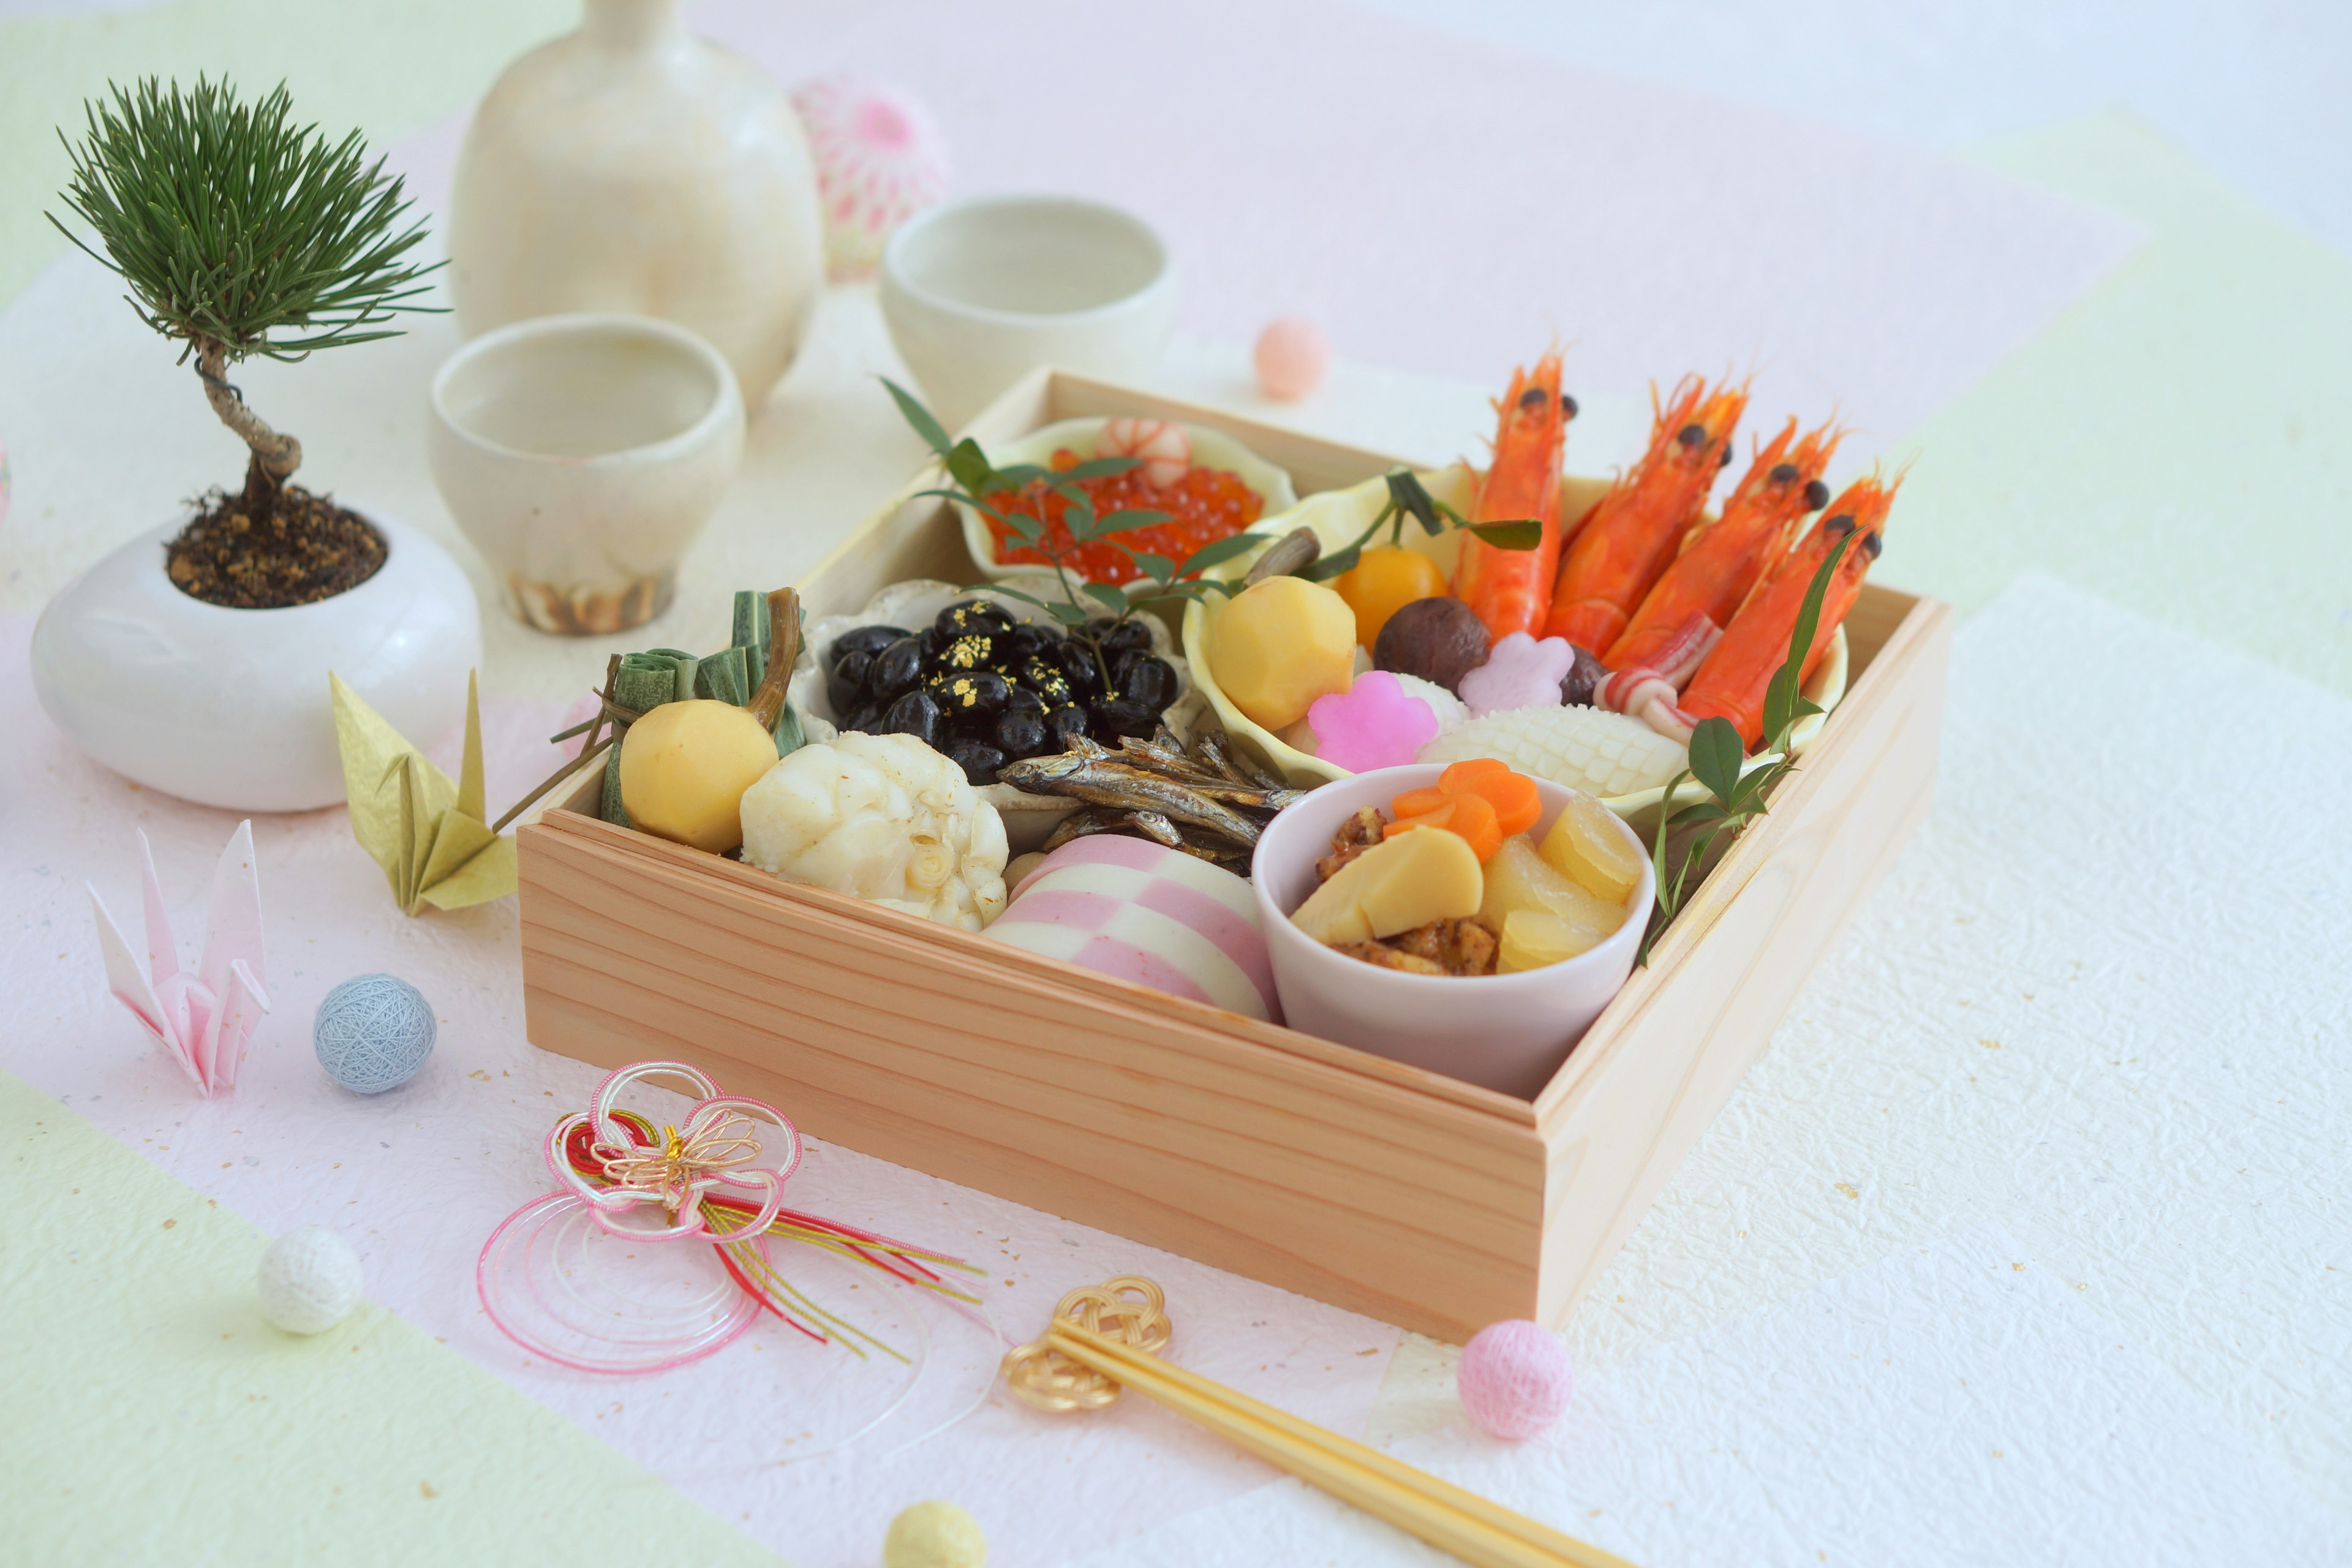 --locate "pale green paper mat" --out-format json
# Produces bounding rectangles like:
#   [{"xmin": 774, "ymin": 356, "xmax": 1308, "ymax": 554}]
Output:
[
  {"xmin": 0, "ymin": 1066, "xmax": 780, "ymax": 1562},
  {"xmin": 1887, "ymin": 109, "xmax": 2352, "ymax": 698}
]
